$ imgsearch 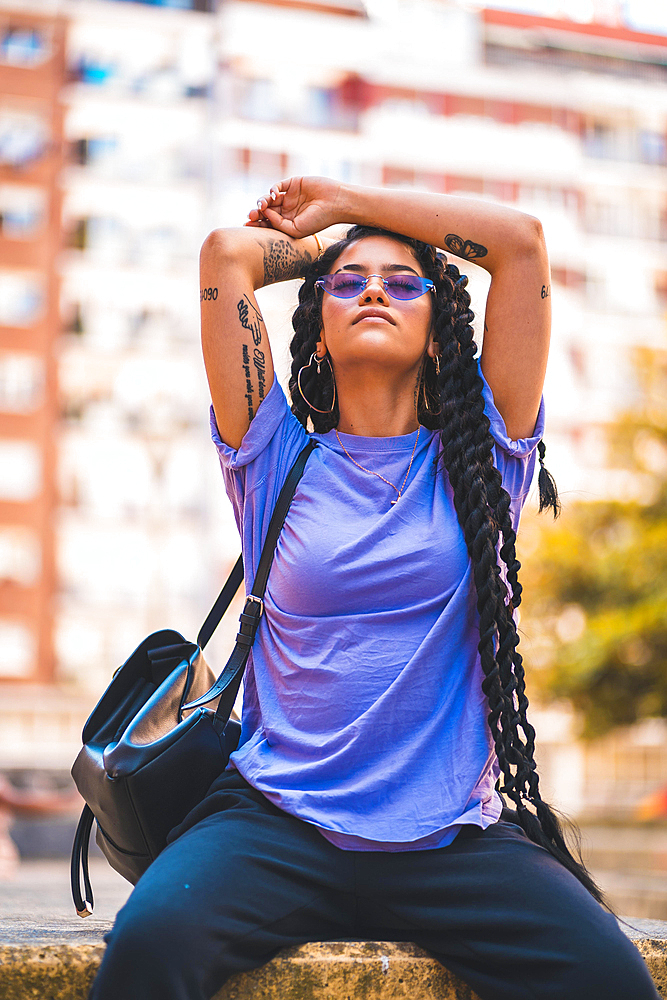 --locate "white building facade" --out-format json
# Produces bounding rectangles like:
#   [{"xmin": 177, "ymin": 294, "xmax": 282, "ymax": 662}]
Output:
[{"xmin": 0, "ymin": 0, "xmax": 665, "ymax": 813}]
